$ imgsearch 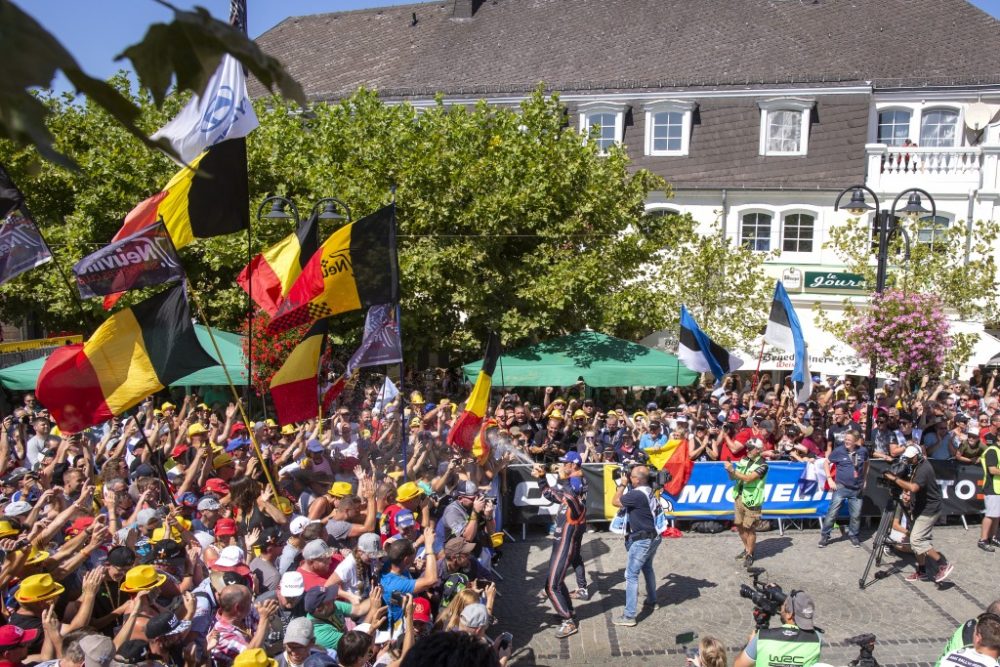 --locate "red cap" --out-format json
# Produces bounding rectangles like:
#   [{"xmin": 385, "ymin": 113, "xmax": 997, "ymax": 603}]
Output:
[
  {"xmin": 203, "ymin": 478, "xmax": 230, "ymax": 496},
  {"xmin": 230, "ymin": 423, "xmax": 247, "ymax": 436},
  {"xmin": 214, "ymin": 518, "xmax": 237, "ymax": 538},
  {"xmin": 171, "ymin": 443, "xmax": 191, "ymax": 459},
  {"xmin": 0, "ymin": 624, "xmax": 38, "ymax": 649},
  {"xmin": 65, "ymin": 516, "xmax": 94, "ymax": 536},
  {"xmin": 412, "ymin": 597, "xmax": 431, "ymax": 623}
]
